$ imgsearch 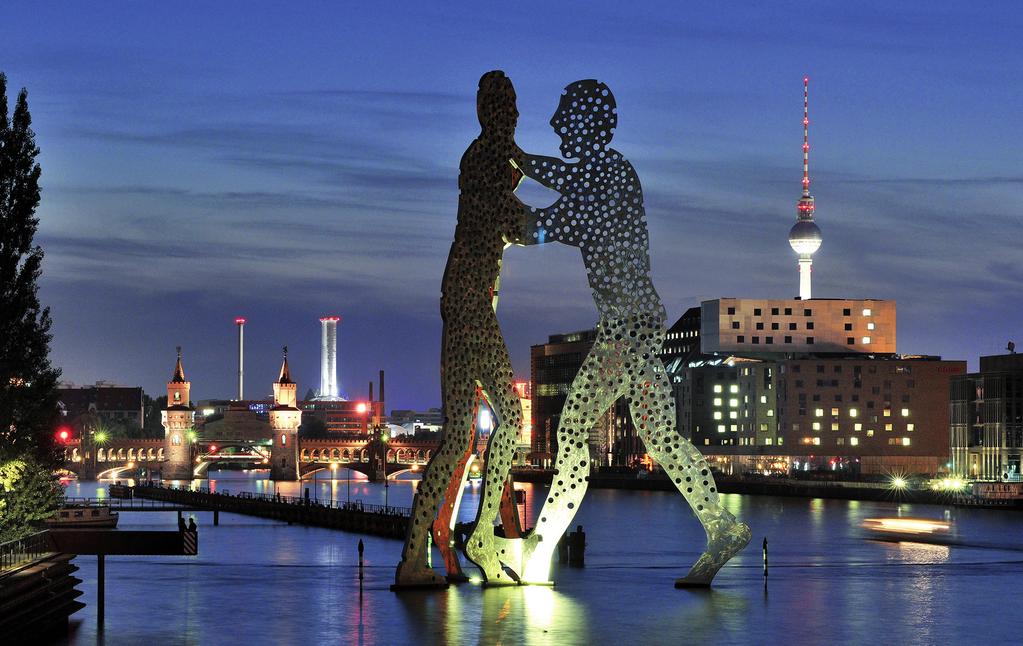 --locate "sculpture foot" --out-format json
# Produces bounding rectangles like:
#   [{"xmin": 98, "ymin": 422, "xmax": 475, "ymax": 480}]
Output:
[
  {"xmin": 465, "ymin": 527, "xmax": 519, "ymax": 585},
  {"xmin": 518, "ymin": 532, "xmax": 555, "ymax": 585},
  {"xmin": 446, "ymin": 572, "xmax": 470, "ymax": 584},
  {"xmin": 493, "ymin": 534, "xmax": 530, "ymax": 577},
  {"xmin": 675, "ymin": 520, "xmax": 752, "ymax": 588},
  {"xmin": 391, "ymin": 560, "xmax": 449, "ymax": 591}
]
